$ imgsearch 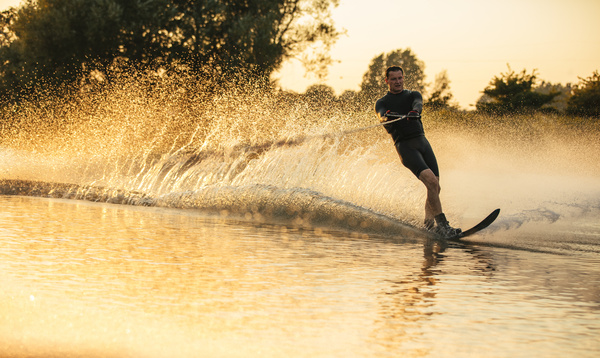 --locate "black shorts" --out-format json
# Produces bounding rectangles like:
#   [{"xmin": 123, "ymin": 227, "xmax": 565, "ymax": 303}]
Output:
[{"xmin": 394, "ymin": 136, "xmax": 439, "ymax": 178}]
